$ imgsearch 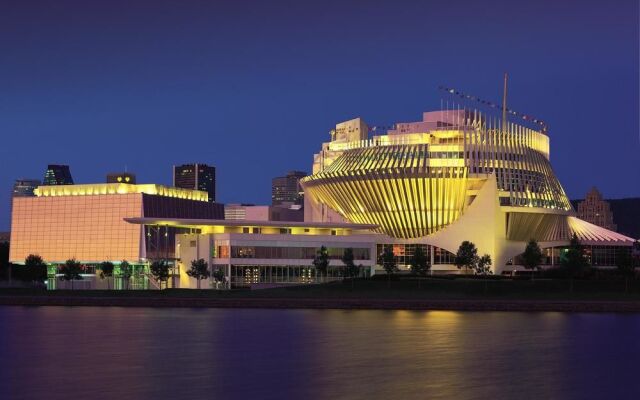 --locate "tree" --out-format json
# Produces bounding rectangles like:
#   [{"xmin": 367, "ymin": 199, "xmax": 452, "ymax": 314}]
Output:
[
  {"xmin": 119, "ymin": 261, "xmax": 133, "ymax": 290},
  {"xmin": 476, "ymin": 254, "xmax": 493, "ymax": 293},
  {"xmin": 455, "ymin": 241, "xmax": 478, "ymax": 275},
  {"xmin": 476, "ymin": 254, "xmax": 492, "ymax": 275},
  {"xmin": 312, "ymin": 246, "xmax": 329, "ymax": 283},
  {"xmin": 382, "ymin": 246, "xmax": 398, "ymax": 287},
  {"xmin": 99, "ymin": 261, "xmax": 115, "ymax": 289},
  {"xmin": 24, "ymin": 254, "xmax": 48, "ymax": 284},
  {"xmin": 59, "ymin": 258, "xmax": 82, "ymax": 289},
  {"xmin": 352, "ymin": 264, "xmax": 363, "ymax": 280},
  {"xmin": 410, "ymin": 246, "xmax": 430, "ymax": 289},
  {"xmin": 341, "ymin": 248, "xmax": 355, "ymax": 281},
  {"xmin": 616, "ymin": 249, "xmax": 635, "ymax": 293},
  {"xmin": 187, "ymin": 258, "xmax": 211, "ymax": 289},
  {"xmin": 341, "ymin": 248, "xmax": 361, "ymax": 289},
  {"xmin": 150, "ymin": 260, "xmax": 170, "ymax": 289},
  {"xmin": 561, "ymin": 234, "xmax": 589, "ymax": 293},
  {"xmin": 522, "ymin": 239, "xmax": 543, "ymax": 280},
  {"xmin": 212, "ymin": 268, "xmax": 225, "ymax": 289},
  {"xmin": 410, "ymin": 246, "xmax": 430, "ymax": 276}
]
